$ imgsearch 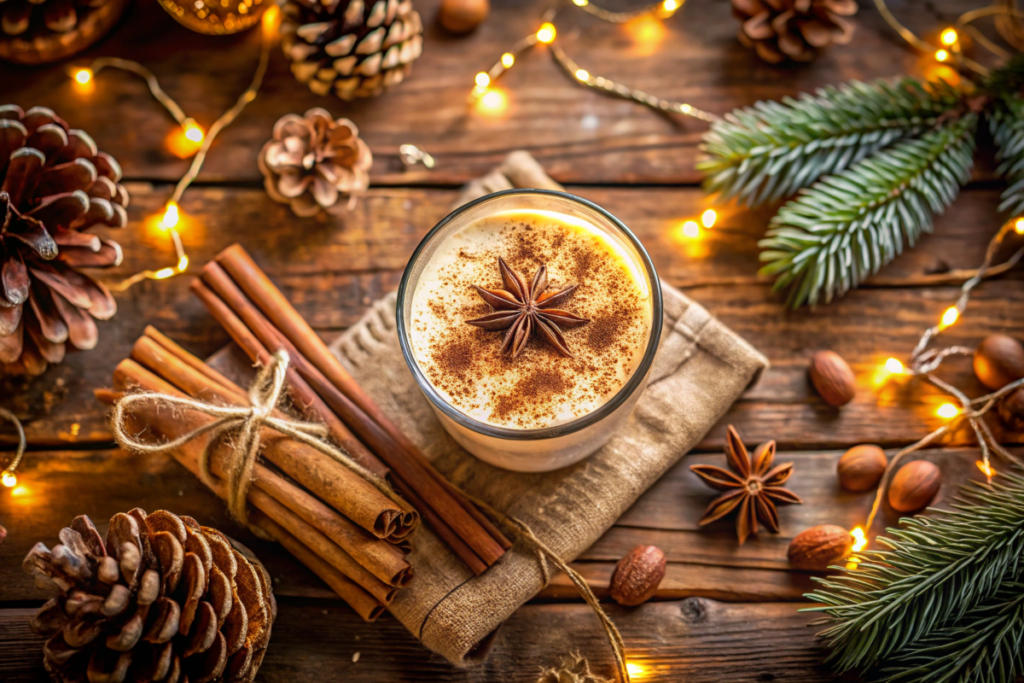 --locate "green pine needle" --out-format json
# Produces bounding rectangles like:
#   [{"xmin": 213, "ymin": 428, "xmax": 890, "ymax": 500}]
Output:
[
  {"xmin": 873, "ymin": 585, "xmax": 1024, "ymax": 683},
  {"xmin": 699, "ymin": 78, "xmax": 964, "ymax": 207},
  {"xmin": 757, "ymin": 114, "xmax": 977, "ymax": 308},
  {"xmin": 804, "ymin": 470, "xmax": 1024, "ymax": 675},
  {"xmin": 989, "ymin": 97, "xmax": 1024, "ymax": 216}
]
